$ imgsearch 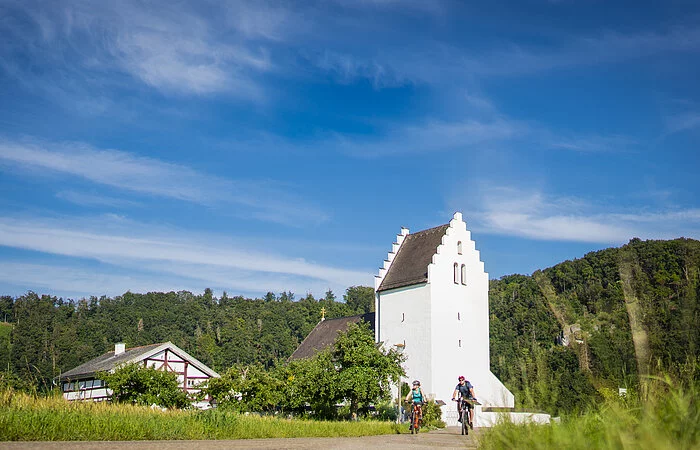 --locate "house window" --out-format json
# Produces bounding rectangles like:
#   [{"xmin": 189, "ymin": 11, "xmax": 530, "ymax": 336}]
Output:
[
  {"xmin": 457, "ymin": 241, "xmax": 463, "ymax": 254},
  {"xmin": 94, "ymin": 379, "xmax": 103, "ymax": 388},
  {"xmin": 454, "ymin": 263, "xmax": 459, "ymax": 284},
  {"xmin": 187, "ymin": 379, "xmax": 197, "ymax": 387},
  {"xmin": 461, "ymin": 264, "xmax": 467, "ymax": 285}
]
